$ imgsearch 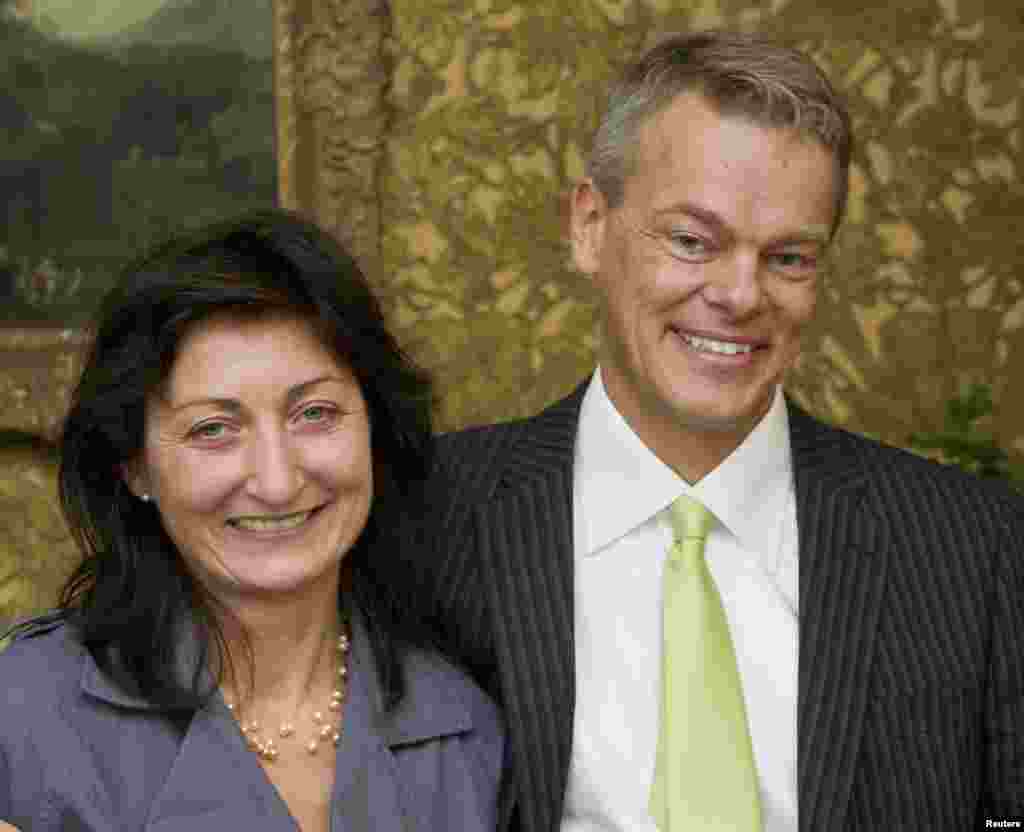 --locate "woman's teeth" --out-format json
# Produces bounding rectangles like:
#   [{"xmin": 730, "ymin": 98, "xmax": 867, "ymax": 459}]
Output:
[
  {"xmin": 681, "ymin": 333, "xmax": 754, "ymax": 356},
  {"xmin": 230, "ymin": 510, "xmax": 313, "ymax": 531}
]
